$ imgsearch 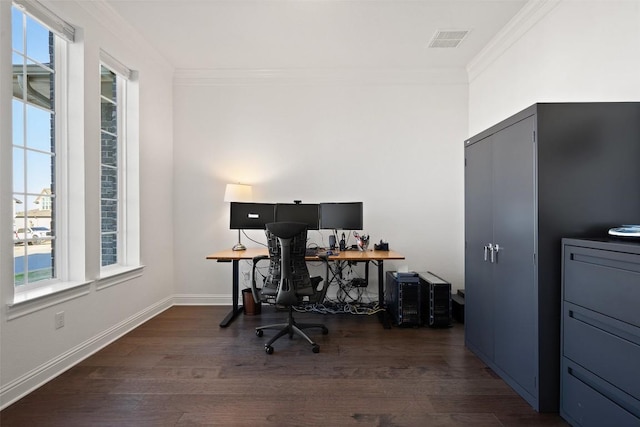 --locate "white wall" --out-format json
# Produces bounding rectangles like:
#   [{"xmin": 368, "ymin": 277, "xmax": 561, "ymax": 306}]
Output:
[
  {"xmin": 468, "ymin": 0, "xmax": 640, "ymax": 135},
  {"xmin": 173, "ymin": 0, "xmax": 640, "ymax": 307},
  {"xmin": 0, "ymin": 1, "xmax": 175, "ymax": 407},
  {"xmin": 173, "ymin": 70, "xmax": 468, "ymax": 302}
]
